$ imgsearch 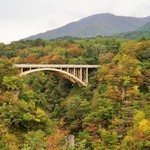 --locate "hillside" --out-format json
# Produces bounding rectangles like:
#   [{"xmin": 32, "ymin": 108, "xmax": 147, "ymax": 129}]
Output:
[
  {"xmin": 138, "ymin": 21, "xmax": 150, "ymax": 31},
  {"xmin": 110, "ymin": 21, "xmax": 150, "ymax": 39},
  {"xmin": 110, "ymin": 30, "xmax": 150, "ymax": 39},
  {"xmin": 25, "ymin": 13, "xmax": 150, "ymax": 40}
]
